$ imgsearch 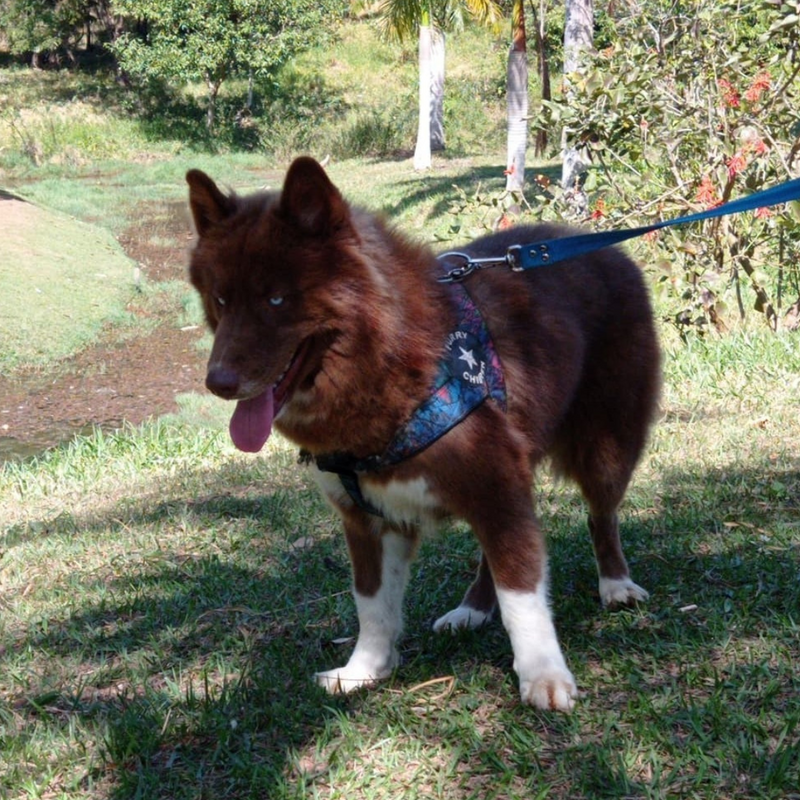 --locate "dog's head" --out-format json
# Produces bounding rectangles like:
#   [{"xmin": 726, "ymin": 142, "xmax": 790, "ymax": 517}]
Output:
[{"xmin": 187, "ymin": 157, "xmax": 374, "ymax": 453}]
